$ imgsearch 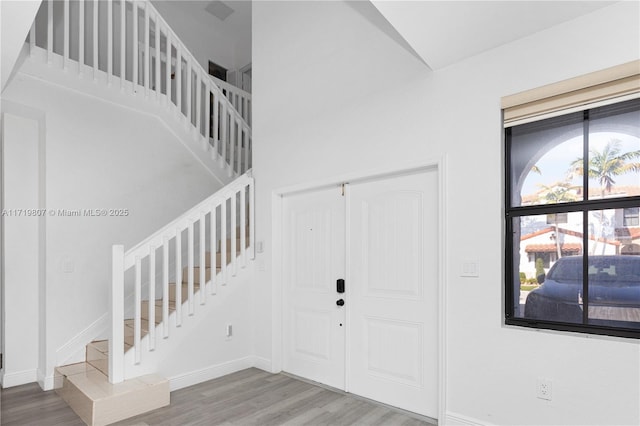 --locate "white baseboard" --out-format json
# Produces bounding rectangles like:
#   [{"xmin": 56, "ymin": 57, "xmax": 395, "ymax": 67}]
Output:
[
  {"xmin": 1, "ymin": 369, "xmax": 38, "ymax": 388},
  {"xmin": 445, "ymin": 412, "xmax": 495, "ymax": 426},
  {"xmin": 252, "ymin": 356, "xmax": 272, "ymax": 372},
  {"xmin": 55, "ymin": 313, "xmax": 107, "ymax": 366},
  {"xmin": 37, "ymin": 370, "xmax": 55, "ymax": 391},
  {"xmin": 168, "ymin": 356, "xmax": 256, "ymax": 391}
]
